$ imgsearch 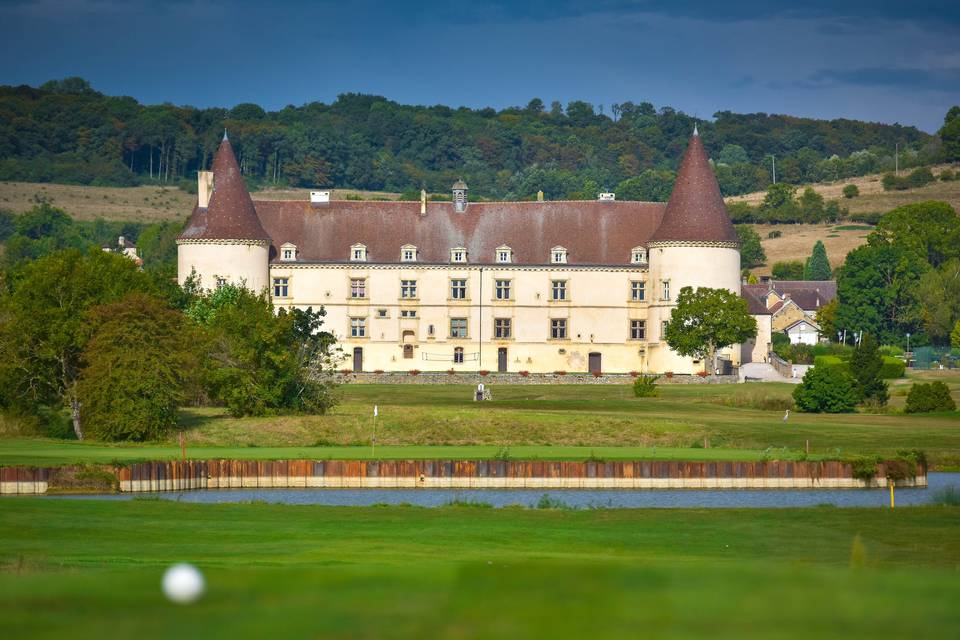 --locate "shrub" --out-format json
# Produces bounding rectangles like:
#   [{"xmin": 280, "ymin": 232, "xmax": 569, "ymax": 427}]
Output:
[
  {"xmin": 629, "ymin": 371, "xmax": 639, "ymax": 377},
  {"xmin": 767, "ymin": 230, "xmax": 782, "ymax": 239},
  {"xmin": 632, "ymin": 374, "xmax": 659, "ymax": 397},
  {"xmin": 849, "ymin": 456, "xmax": 879, "ymax": 481},
  {"xmin": 772, "ymin": 260, "xmax": 804, "ymax": 280},
  {"xmin": 882, "ymin": 167, "xmax": 936, "ymax": 191},
  {"xmin": 848, "ymin": 211, "xmax": 883, "ymax": 225},
  {"xmin": 479, "ymin": 370, "xmax": 490, "ymax": 377},
  {"xmin": 905, "ymin": 382, "xmax": 957, "ymax": 413},
  {"xmin": 518, "ymin": 370, "xmax": 530, "ymax": 377},
  {"xmin": 940, "ymin": 169, "xmax": 956, "ymax": 181},
  {"xmin": 409, "ymin": 369, "xmax": 421, "ymax": 376},
  {"xmin": 553, "ymin": 370, "xmax": 567, "ymax": 376},
  {"xmin": 696, "ymin": 370, "xmax": 709, "ymax": 377},
  {"xmin": 814, "ymin": 354, "xmax": 904, "ymax": 379},
  {"xmin": 592, "ymin": 370, "xmax": 603, "ymax": 377},
  {"xmin": 665, "ymin": 371, "xmax": 674, "ymax": 379},
  {"xmin": 340, "ymin": 369, "xmax": 353, "ymax": 375},
  {"xmin": 793, "ymin": 366, "xmax": 859, "ymax": 413},
  {"xmin": 373, "ymin": 369, "xmax": 384, "ymax": 374},
  {"xmin": 842, "ymin": 184, "xmax": 860, "ymax": 198},
  {"xmin": 446, "ymin": 368, "xmax": 456, "ymax": 375}
]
